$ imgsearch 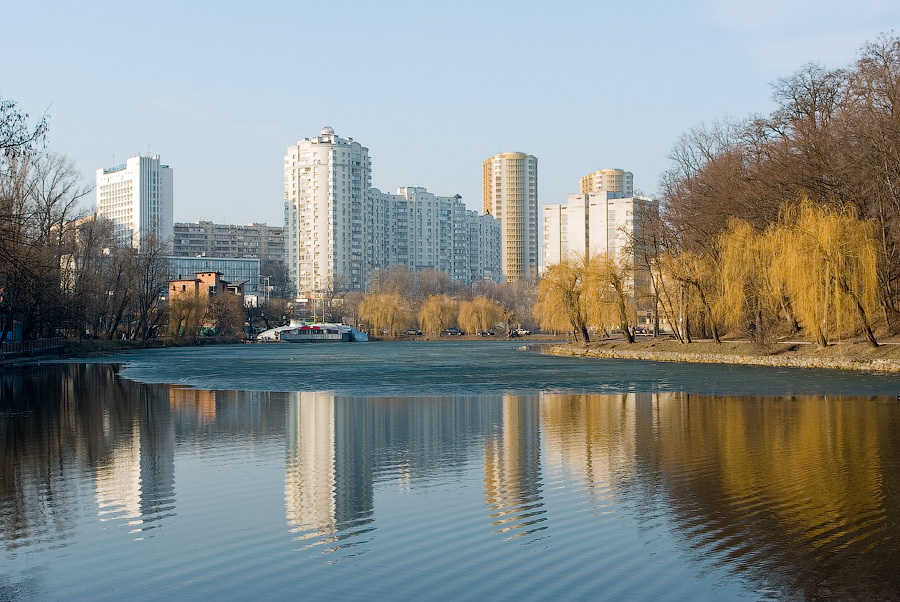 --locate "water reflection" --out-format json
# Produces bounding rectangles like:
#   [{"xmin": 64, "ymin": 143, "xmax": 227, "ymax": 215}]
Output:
[
  {"xmin": 484, "ymin": 396, "xmax": 547, "ymax": 541},
  {"xmin": 1, "ymin": 364, "xmax": 175, "ymax": 546},
  {"xmin": 284, "ymin": 392, "xmax": 375, "ymax": 556},
  {"xmin": 2, "ymin": 364, "xmax": 900, "ymax": 599},
  {"xmin": 539, "ymin": 392, "xmax": 900, "ymax": 599}
]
